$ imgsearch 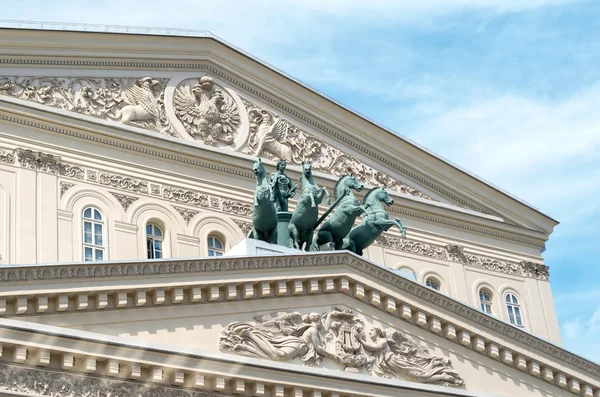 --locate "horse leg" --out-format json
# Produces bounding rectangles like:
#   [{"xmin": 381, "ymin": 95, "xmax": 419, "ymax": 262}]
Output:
[
  {"xmin": 289, "ymin": 223, "xmax": 300, "ymax": 249},
  {"xmin": 268, "ymin": 226, "xmax": 278, "ymax": 245},
  {"xmin": 304, "ymin": 229, "xmax": 314, "ymax": 252},
  {"xmin": 309, "ymin": 192, "xmax": 316, "ymax": 207}
]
